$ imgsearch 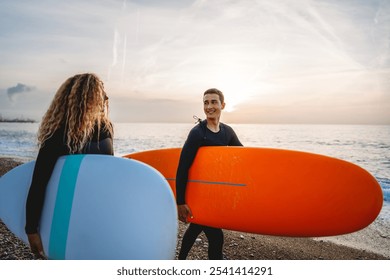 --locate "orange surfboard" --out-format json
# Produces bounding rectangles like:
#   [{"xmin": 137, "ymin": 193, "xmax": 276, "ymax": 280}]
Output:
[{"xmin": 124, "ymin": 147, "xmax": 383, "ymax": 237}]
